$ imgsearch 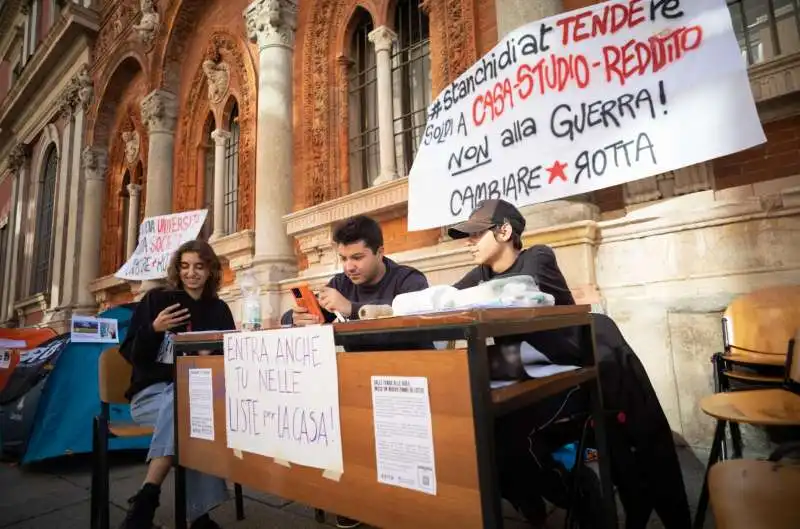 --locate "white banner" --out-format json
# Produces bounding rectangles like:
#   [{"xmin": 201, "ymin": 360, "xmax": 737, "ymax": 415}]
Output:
[
  {"xmin": 224, "ymin": 326, "xmax": 344, "ymax": 475},
  {"xmin": 115, "ymin": 209, "xmax": 207, "ymax": 281},
  {"xmin": 407, "ymin": 0, "xmax": 766, "ymax": 230}
]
